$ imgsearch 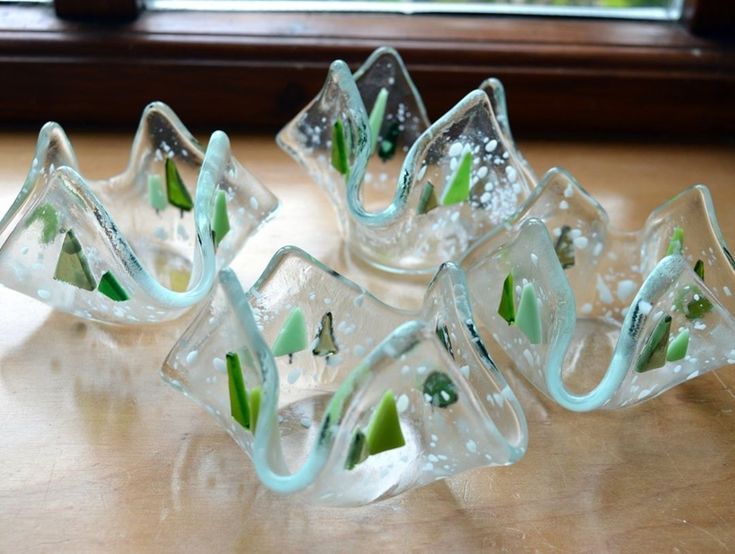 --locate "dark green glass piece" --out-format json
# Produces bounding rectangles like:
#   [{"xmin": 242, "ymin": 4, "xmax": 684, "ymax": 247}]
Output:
[
  {"xmin": 53, "ymin": 230, "xmax": 97, "ymax": 291},
  {"xmin": 312, "ymin": 311, "xmax": 338, "ymax": 357},
  {"xmin": 330, "ymin": 119, "xmax": 349, "ymax": 176},
  {"xmin": 674, "ymin": 284, "xmax": 713, "ymax": 320},
  {"xmin": 345, "ymin": 429, "xmax": 369, "ymax": 470},
  {"xmin": 377, "ymin": 121, "xmax": 400, "ymax": 162},
  {"xmin": 423, "ymin": 371, "xmax": 459, "ymax": 408},
  {"xmin": 26, "ymin": 203, "xmax": 60, "ymax": 245},
  {"xmin": 165, "ymin": 158, "xmax": 193, "ymax": 212},
  {"xmin": 98, "ymin": 271, "xmax": 130, "ymax": 302},
  {"xmin": 416, "ymin": 182, "xmax": 439, "ymax": 215},
  {"xmin": 636, "ymin": 314, "xmax": 672, "ymax": 373},
  {"xmin": 666, "ymin": 226, "xmax": 684, "ymax": 256},
  {"xmin": 226, "ymin": 352, "xmax": 251, "ymax": 430},
  {"xmin": 554, "ymin": 225, "xmax": 575, "ymax": 269},
  {"xmin": 693, "ymin": 259, "xmax": 705, "ymax": 281},
  {"xmin": 497, "ymin": 272, "xmax": 516, "ymax": 325},
  {"xmin": 435, "ymin": 322, "xmax": 454, "ymax": 360}
]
